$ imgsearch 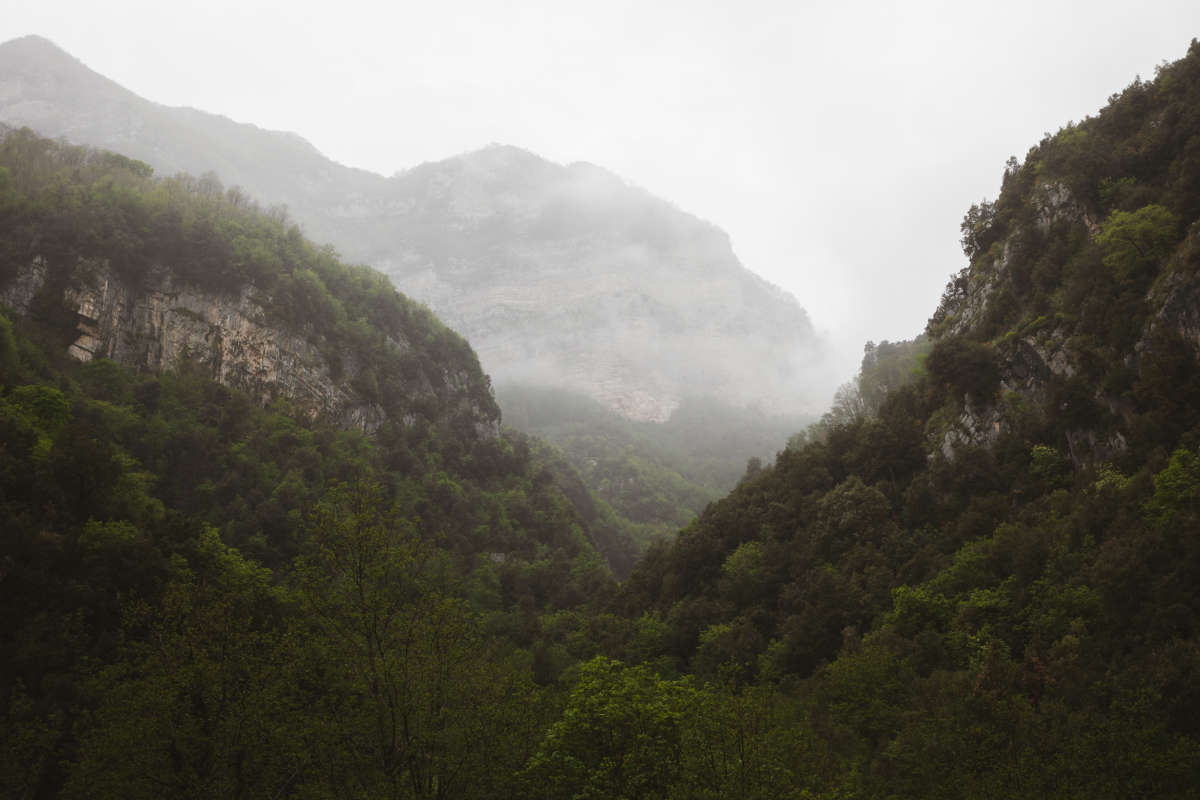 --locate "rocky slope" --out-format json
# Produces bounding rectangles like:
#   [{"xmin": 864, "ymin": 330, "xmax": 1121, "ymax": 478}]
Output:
[
  {"xmin": 368, "ymin": 146, "xmax": 821, "ymax": 421},
  {"xmin": 2, "ymin": 256, "xmax": 398, "ymax": 431},
  {"xmin": 0, "ymin": 129, "xmax": 500, "ymax": 444},
  {"xmin": 0, "ymin": 35, "xmax": 825, "ymax": 422},
  {"xmin": 921, "ymin": 45, "xmax": 1200, "ymax": 467}
]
